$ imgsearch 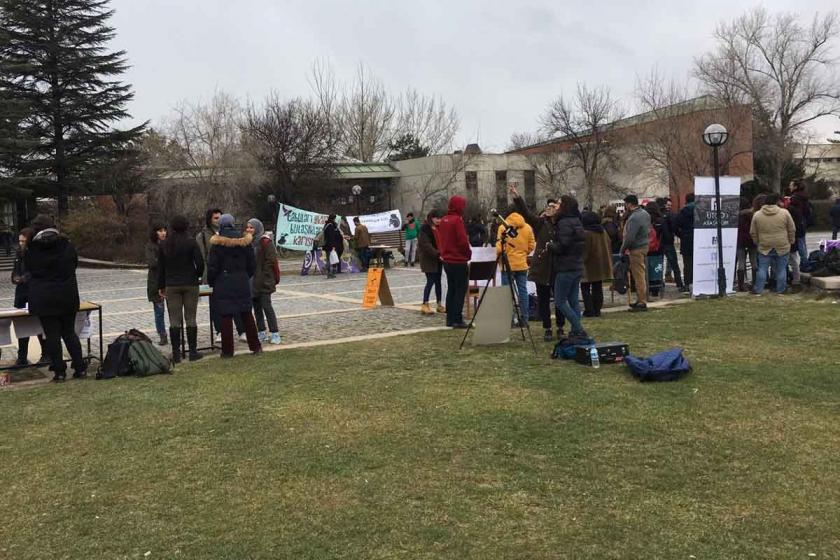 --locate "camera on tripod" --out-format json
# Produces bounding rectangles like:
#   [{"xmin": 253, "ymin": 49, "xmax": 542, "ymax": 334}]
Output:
[{"xmin": 490, "ymin": 209, "xmax": 518, "ymax": 239}]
